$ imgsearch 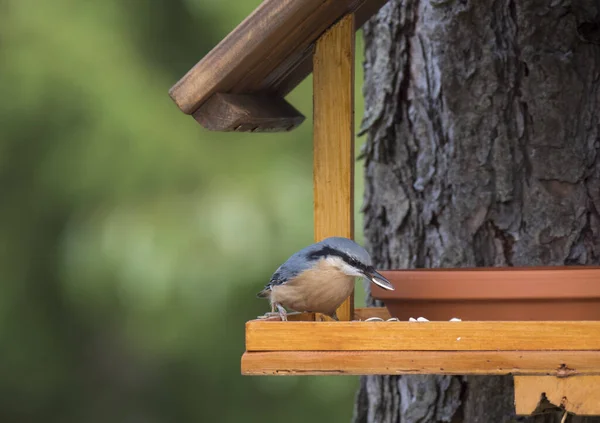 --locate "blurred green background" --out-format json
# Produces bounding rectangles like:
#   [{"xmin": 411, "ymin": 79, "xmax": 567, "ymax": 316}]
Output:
[{"xmin": 0, "ymin": 0, "xmax": 369, "ymax": 421}]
